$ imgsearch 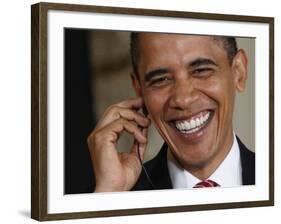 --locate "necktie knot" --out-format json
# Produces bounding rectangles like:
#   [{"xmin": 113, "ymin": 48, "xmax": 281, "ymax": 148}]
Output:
[{"xmin": 193, "ymin": 179, "xmax": 220, "ymax": 188}]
